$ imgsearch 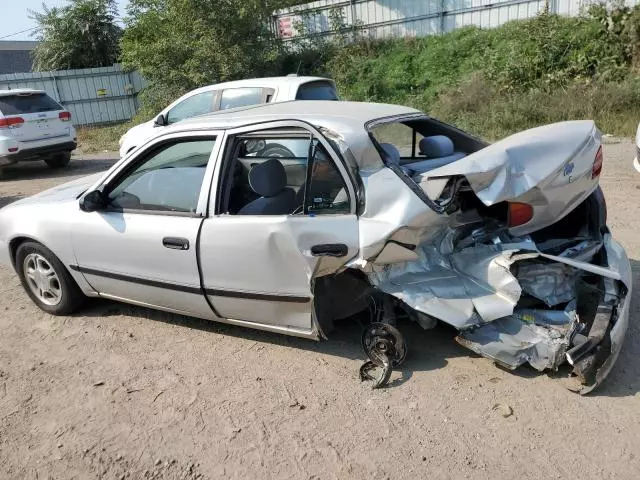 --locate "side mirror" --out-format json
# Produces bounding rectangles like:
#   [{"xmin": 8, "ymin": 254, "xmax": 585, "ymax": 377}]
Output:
[
  {"xmin": 80, "ymin": 190, "xmax": 106, "ymax": 212},
  {"xmin": 154, "ymin": 113, "xmax": 167, "ymax": 127}
]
